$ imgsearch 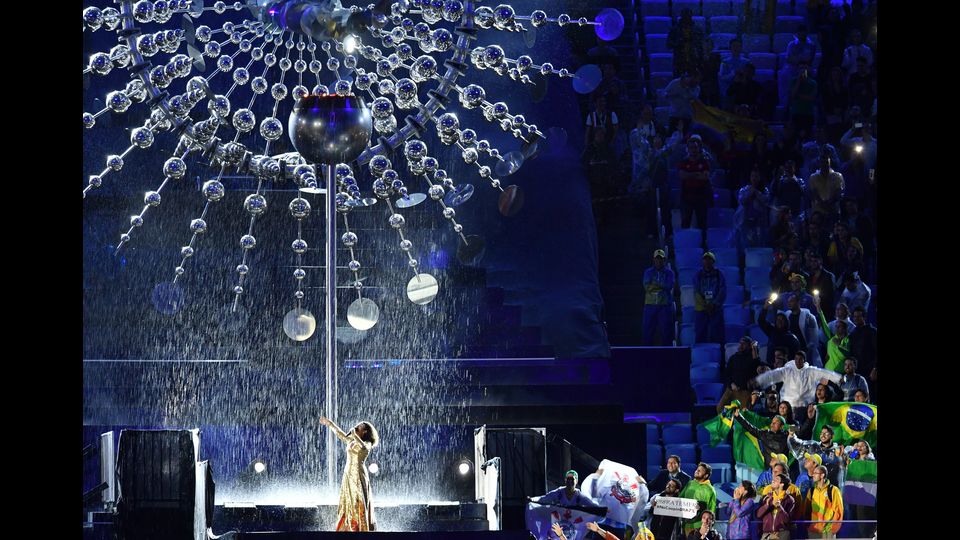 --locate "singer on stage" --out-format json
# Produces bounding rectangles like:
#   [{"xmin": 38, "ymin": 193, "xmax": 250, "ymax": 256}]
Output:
[{"xmin": 319, "ymin": 416, "xmax": 380, "ymax": 531}]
